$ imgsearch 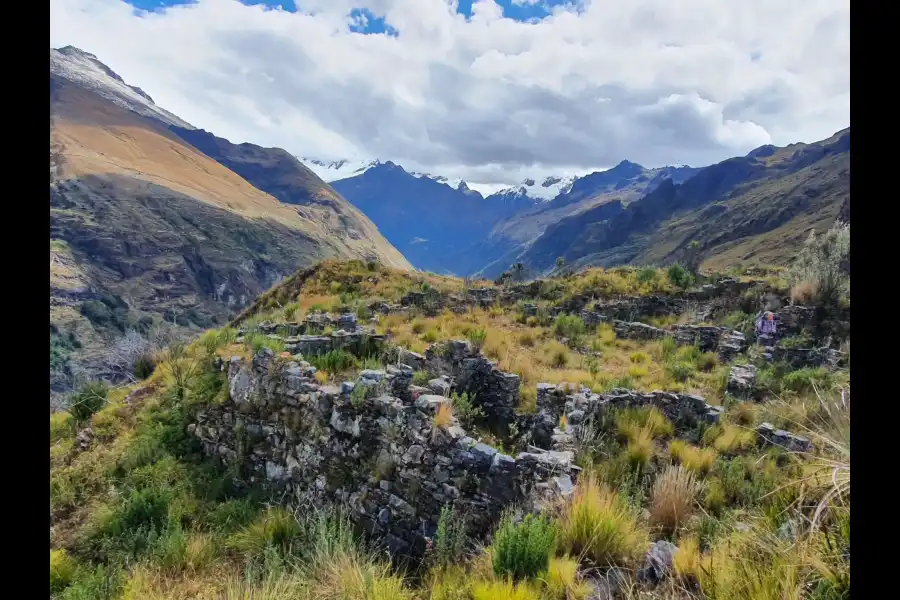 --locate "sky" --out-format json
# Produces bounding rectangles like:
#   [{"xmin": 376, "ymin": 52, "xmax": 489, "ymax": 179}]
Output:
[{"xmin": 50, "ymin": 0, "xmax": 849, "ymax": 191}]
